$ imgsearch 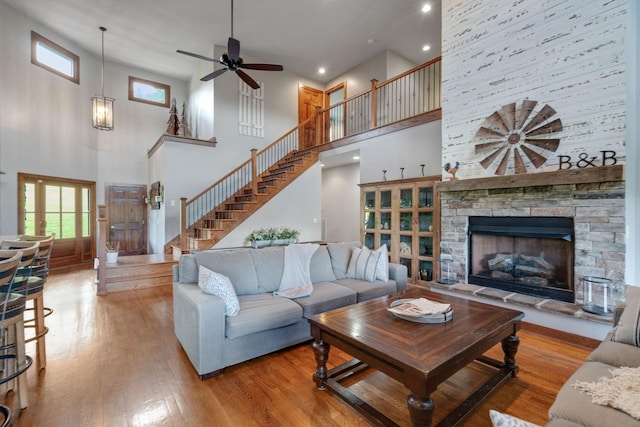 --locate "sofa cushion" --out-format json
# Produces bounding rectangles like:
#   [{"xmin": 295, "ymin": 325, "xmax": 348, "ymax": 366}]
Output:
[
  {"xmin": 549, "ymin": 361, "xmax": 640, "ymax": 427},
  {"xmin": 327, "ymin": 241, "xmax": 361, "ymax": 279},
  {"xmin": 613, "ymin": 285, "xmax": 640, "ymax": 347},
  {"xmin": 179, "ymin": 254, "xmax": 199, "ymax": 283},
  {"xmin": 347, "ymin": 247, "xmax": 380, "ymax": 282},
  {"xmin": 588, "ymin": 332, "xmax": 640, "ymax": 368},
  {"xmin": 310, "ymin": 246, "xmax": 337, "ymax": 283},
  {"xmin": 198, "ymin": 266, "xmax": 240, "ymax": 317},
  {"xmin": 248, "ymin": 246, "xmax": 285, "ymax": 293},
  {"xmin": 226, "ymin": 294, "xmax": 303, "ymax": 339},
  {"xmin": 293, "ymin": 282, "xmax": 357, "ymax": 317},
  {"xmin": 334, "ymin": 278, "xmax": 397, "ymax": 302},
  {"xmin": 196, "ymin": 249, "xmax": 260, "ymax": 296}
]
